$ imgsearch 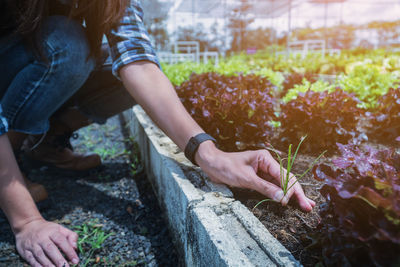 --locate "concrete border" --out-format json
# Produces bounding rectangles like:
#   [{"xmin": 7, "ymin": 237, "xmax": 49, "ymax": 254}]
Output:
[{"xmin": 122, "ymin": 106, "xmax": 300, "ymax": 267}]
